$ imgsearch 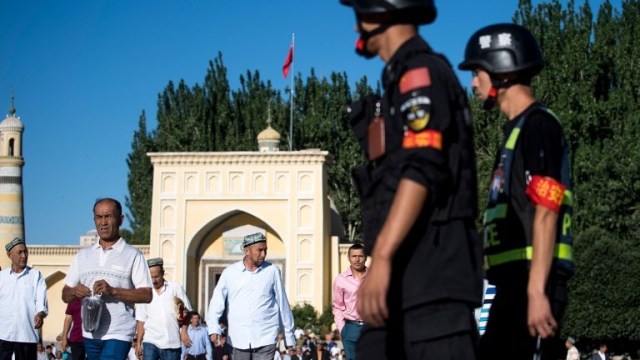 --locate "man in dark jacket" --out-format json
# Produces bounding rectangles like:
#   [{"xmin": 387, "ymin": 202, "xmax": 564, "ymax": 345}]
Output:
[{"xmin": 340, "ymin": 0, "xmax": 483, "ymax": 359}]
